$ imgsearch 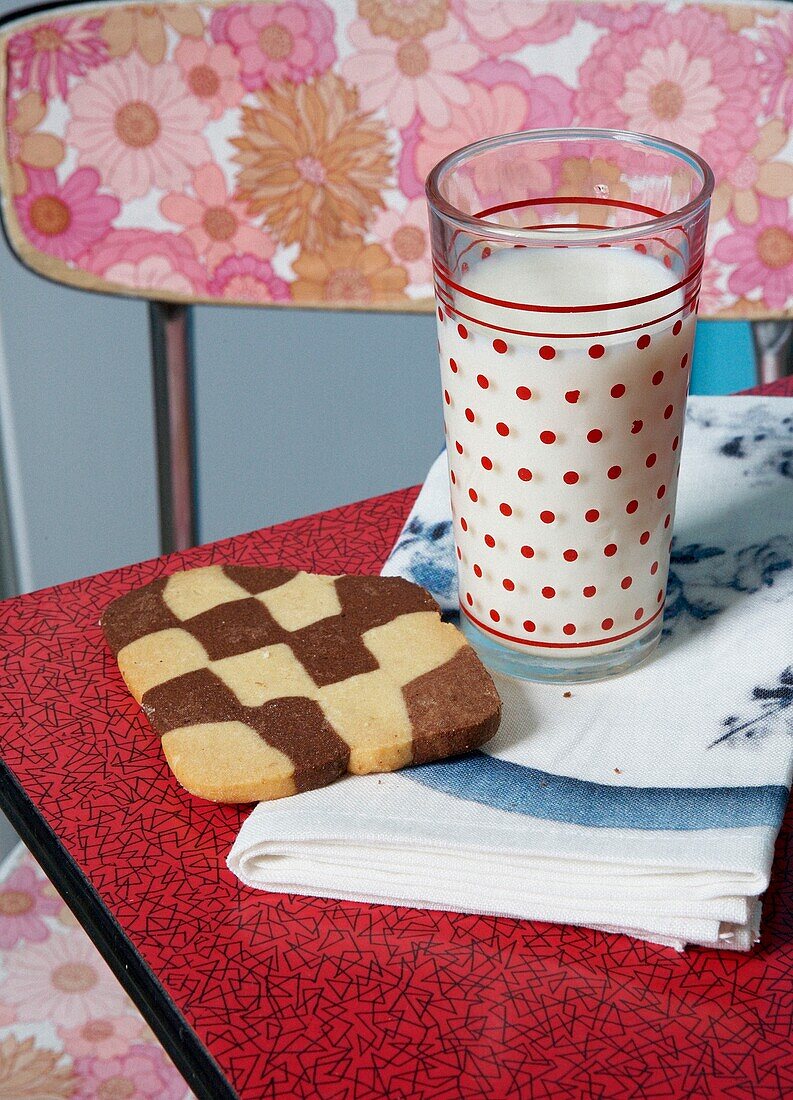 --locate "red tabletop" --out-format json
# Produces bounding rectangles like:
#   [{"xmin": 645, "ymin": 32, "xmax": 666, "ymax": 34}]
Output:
[{"xmin": 1, "ymin": 376, "xmax": 792, "ymax": 1099}]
